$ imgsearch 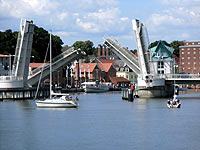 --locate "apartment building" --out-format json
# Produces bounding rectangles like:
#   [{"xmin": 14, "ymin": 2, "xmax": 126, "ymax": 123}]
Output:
[{"xmin": 179, "ymin": 41, "xmax": 200, "ymax": 74}]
